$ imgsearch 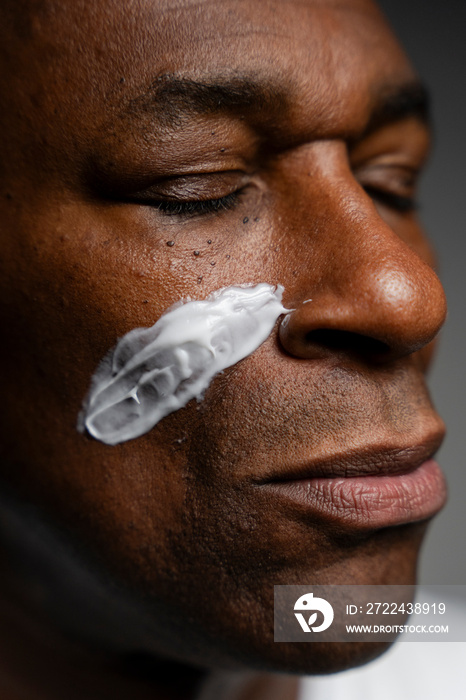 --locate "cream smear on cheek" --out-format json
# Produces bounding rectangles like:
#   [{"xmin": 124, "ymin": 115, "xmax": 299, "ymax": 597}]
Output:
[{"xmin": 79, "ymin": 283, "xmax": 288, "ymax": 445}]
